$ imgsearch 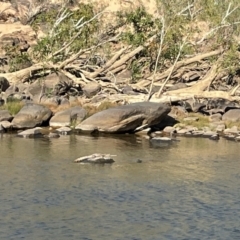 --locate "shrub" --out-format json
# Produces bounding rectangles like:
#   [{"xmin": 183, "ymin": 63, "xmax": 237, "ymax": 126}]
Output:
[
  {"xmin": 31, "ymin": 3, "xmax": 99, "ymax": 62},
  {"xmin": 0, "ymin": 100, "xmax": 23, "ymax": 115}
]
